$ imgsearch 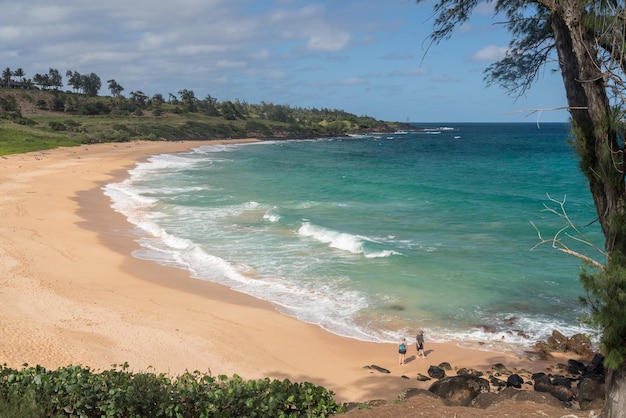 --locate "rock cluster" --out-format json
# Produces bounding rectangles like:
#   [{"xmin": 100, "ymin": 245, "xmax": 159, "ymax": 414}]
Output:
[
  {"xmin": 416, "ymin": 355, "xmax": 604, "ymax": 412},
  {"xmin": 360, "ymin": 331, "xmax": 606, "ymax": 413}
]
